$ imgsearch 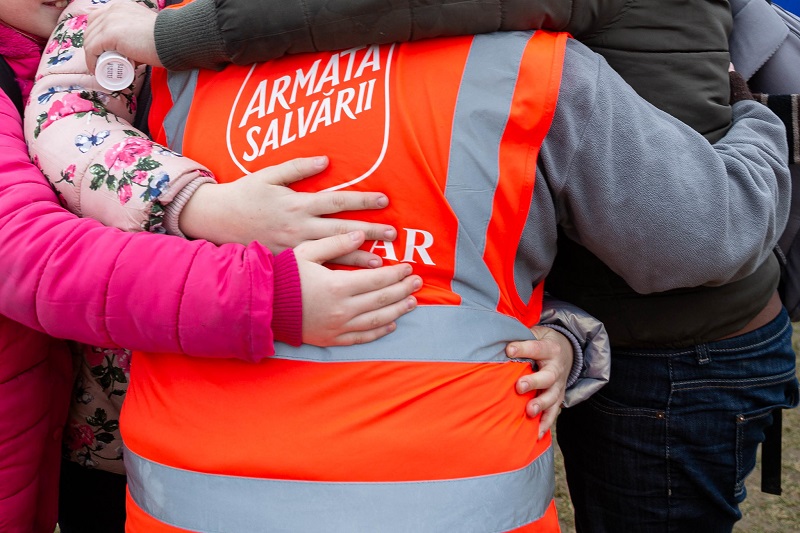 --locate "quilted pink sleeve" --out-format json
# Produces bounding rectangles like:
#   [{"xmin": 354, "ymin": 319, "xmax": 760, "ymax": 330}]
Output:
[
  {"xmin": 24, "ymin": 0, "xmax": 213, "ymax": 234},
  {"xmin": 2, "ymin": 93, "xmax": 302, "ymax": 360}
]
